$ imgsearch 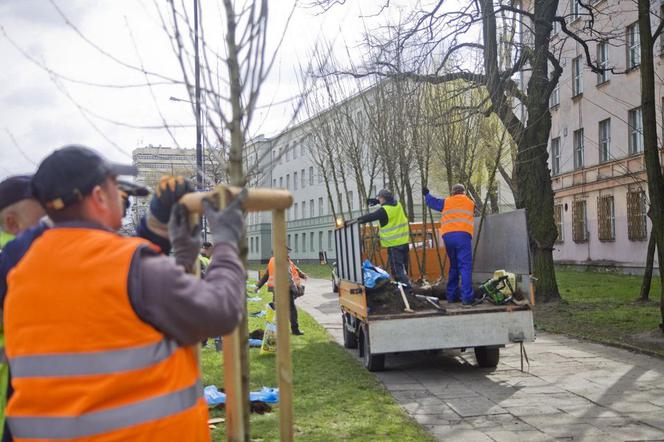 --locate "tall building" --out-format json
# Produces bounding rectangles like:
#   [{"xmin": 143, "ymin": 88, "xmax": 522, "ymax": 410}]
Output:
[{"xmin": 545, "ymin": 1, "xmax": 664, "ymax": 271}]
